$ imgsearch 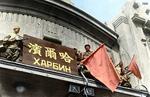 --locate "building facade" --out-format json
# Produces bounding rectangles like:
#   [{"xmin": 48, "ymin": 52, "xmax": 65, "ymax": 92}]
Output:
[
  {"xmin": 0, "ymin": 0, "xmax": 149, "ymax": 97},
  {"xmin": 108, "ymin": 0, "xmax": 150, "ymax": 93},
  {"xmin": 61, "ymin": 0, "xmax": 73, "ymax": 5}
]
